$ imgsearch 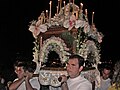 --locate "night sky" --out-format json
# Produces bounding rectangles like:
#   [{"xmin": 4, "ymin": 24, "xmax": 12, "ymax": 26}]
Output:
[{"xmin": 0, "ymin": 0, "xmax": 119, "ymax": 82}]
